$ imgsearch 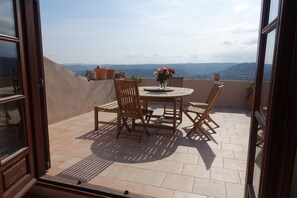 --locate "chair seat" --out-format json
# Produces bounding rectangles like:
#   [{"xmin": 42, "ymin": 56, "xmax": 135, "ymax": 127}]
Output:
[
  {"xmin": 189, "ymin": 102, "xmax": 208, "ymax": 108},
  {"xmin": 122, "ymin": 109, "xmax": 153, "ymax": 117},
  {"xmin": 186, "ymin": 106, "xmax": 205, "ymax": 114}
]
